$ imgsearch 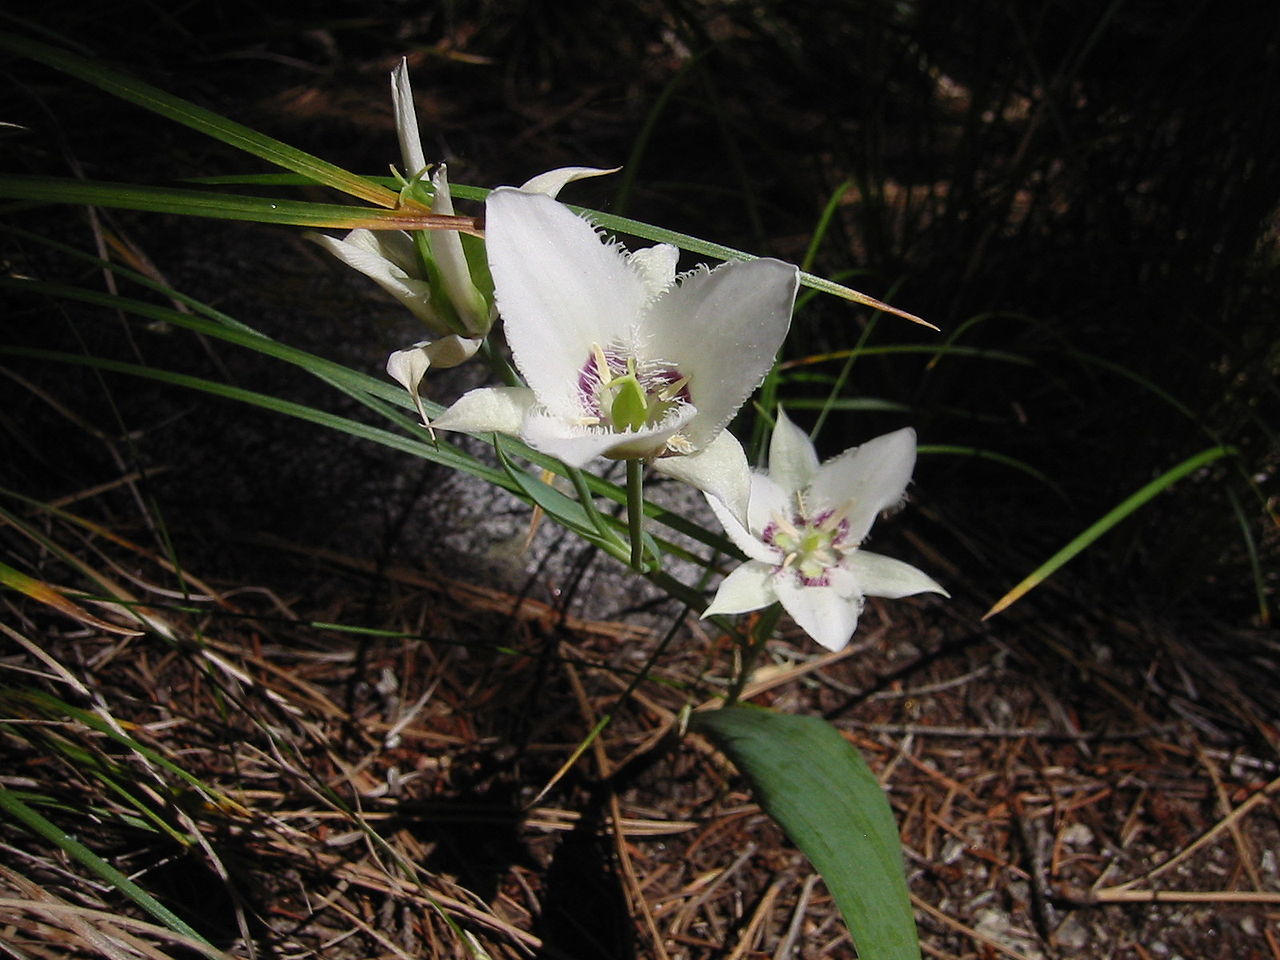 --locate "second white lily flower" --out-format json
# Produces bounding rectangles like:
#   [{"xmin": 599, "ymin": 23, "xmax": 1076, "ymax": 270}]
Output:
[
  {"xmin": 703, "ymin": 409, "xmax": 948, "ymax": 651},
  {"xmin": 431, "ymin": 188, "xmax": 800, "ymax": 515}
]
